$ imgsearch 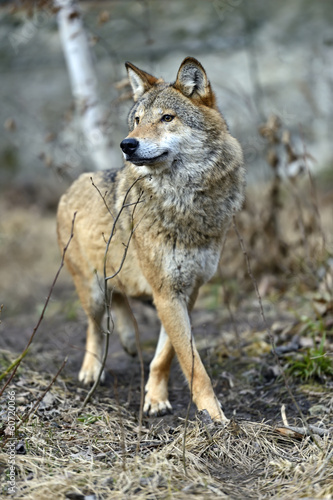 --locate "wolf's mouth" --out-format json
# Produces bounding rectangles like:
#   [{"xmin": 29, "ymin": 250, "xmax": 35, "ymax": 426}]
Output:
[{"xmin": 127, "ymin": 151, "xmax": 168, "ymax": 166}]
